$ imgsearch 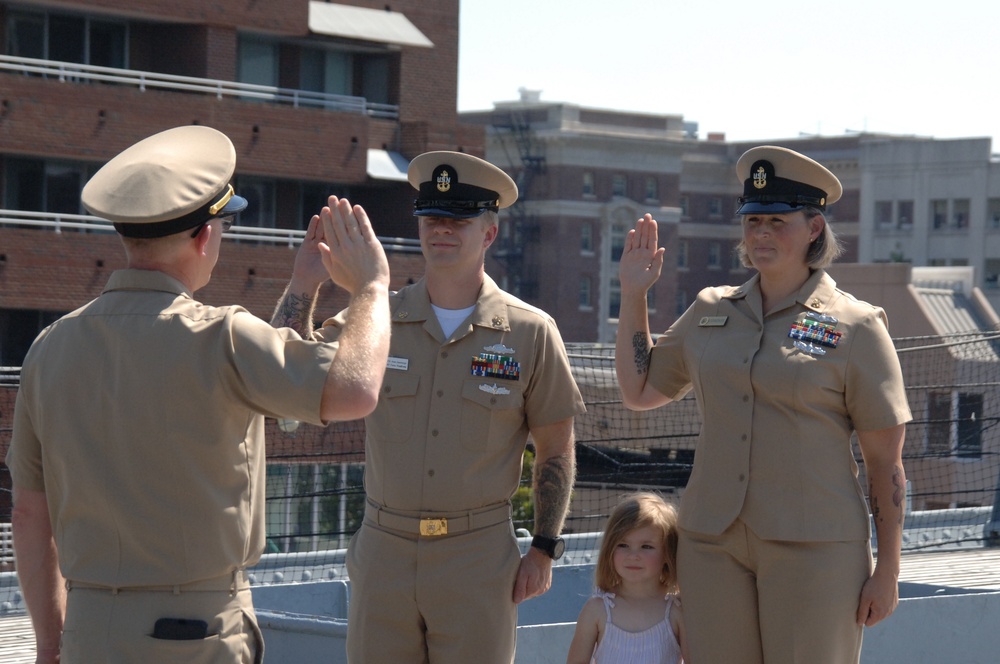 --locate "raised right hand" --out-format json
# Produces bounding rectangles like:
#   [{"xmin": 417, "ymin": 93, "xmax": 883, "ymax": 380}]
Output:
[
  {"xmin": 618, "ymin": 214, "xmax": 665, "ymax": 296},
  {"xmin": 317, "ymin": 196, "xmax": 390, "ymax": 296}
]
